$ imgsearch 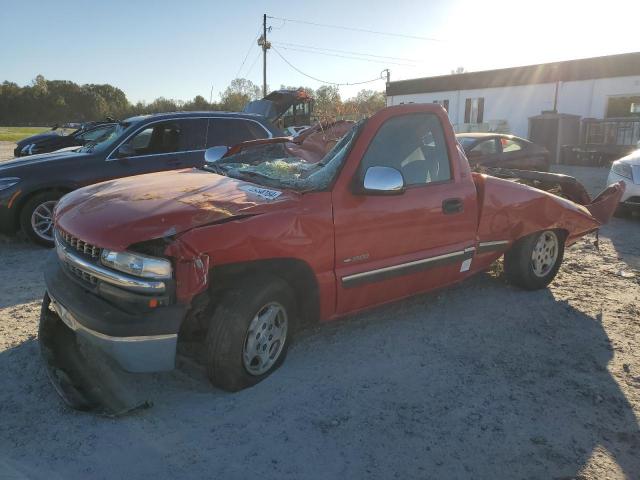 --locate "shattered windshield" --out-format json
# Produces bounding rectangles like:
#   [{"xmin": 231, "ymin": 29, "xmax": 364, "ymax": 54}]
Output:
[
  {"xmin": 208, "ymin": 121, "xmax": 362, "ymax": 192},
  {"xmin": 77, "ymin": 123, "xmax": 127, "ymax": 153}
]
